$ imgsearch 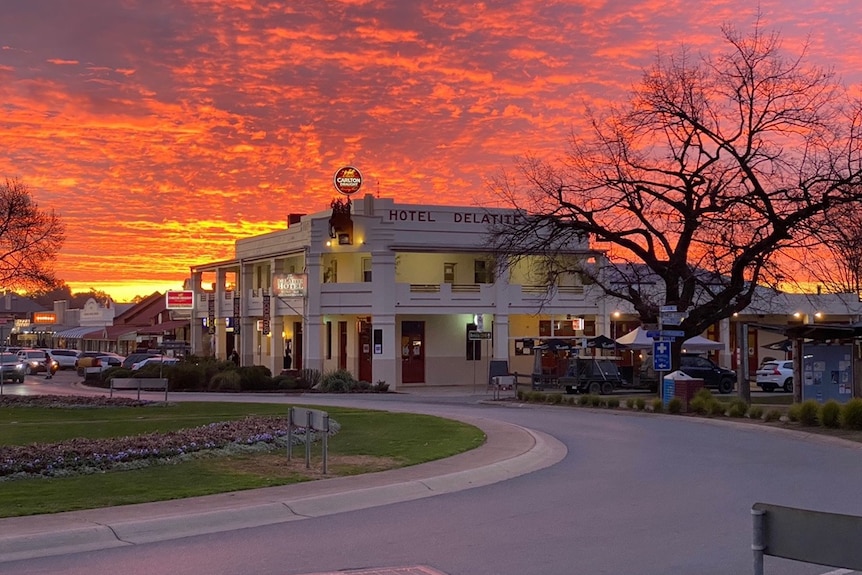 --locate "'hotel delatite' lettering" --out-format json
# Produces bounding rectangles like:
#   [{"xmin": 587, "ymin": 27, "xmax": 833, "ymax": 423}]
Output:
[{"xmin": 387, "ymin": 210, "xmax": 522, "ymax": 225}]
